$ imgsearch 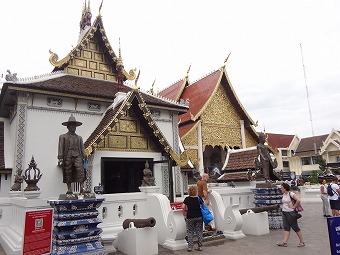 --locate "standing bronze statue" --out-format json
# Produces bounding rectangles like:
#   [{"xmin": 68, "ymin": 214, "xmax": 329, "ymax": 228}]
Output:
[
  {"xmin": 256, "ymin": 132, "xmax": 278, "ymax": 182},
  {"xmin": 58, "ymin": 115, "xmax": 86, "ymax": 195}
]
